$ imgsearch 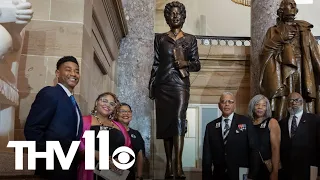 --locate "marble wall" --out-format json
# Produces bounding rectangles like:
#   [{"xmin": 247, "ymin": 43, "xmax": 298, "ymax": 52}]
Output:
[{"xmin": 116, "ymin": 0, "xmax": 154, "ymax": 178}]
